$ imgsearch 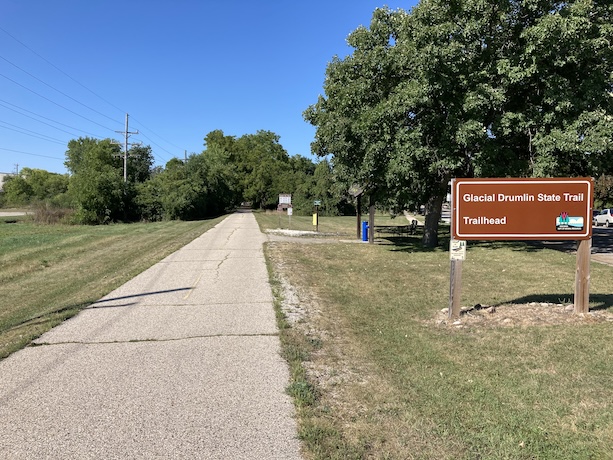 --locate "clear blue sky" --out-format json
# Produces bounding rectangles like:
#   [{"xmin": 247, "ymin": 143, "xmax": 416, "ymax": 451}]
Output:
[{"xmin": 0, "ymin": 0, "xmax": 417, "ymax": 175}]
